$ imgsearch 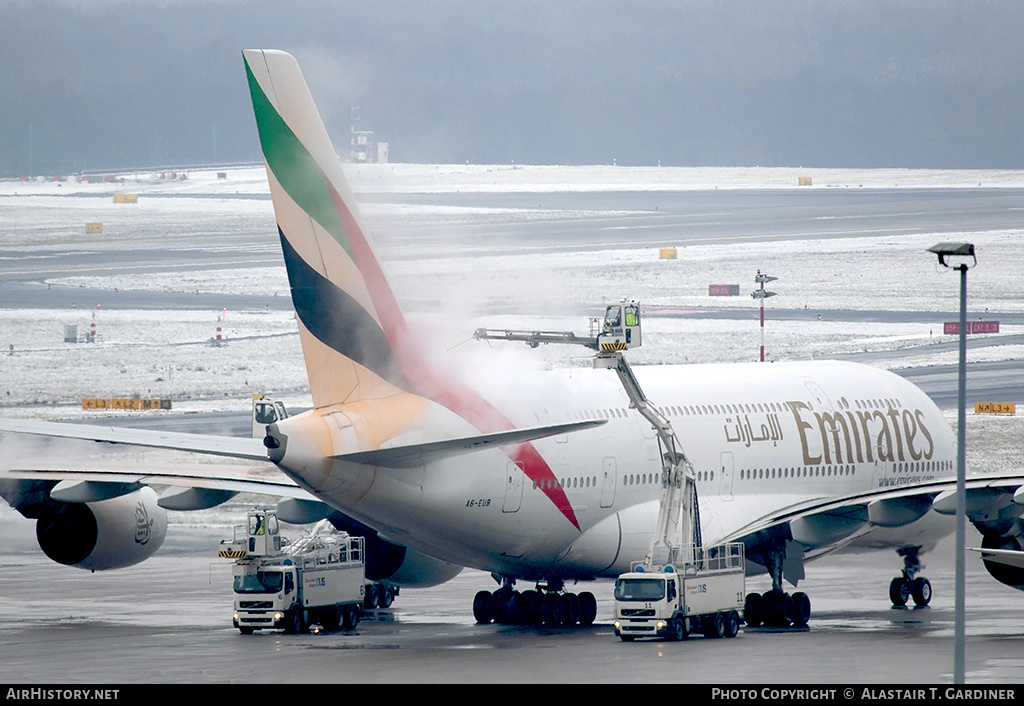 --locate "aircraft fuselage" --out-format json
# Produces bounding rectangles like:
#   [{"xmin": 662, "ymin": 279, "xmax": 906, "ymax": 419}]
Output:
[{"xmin": 270, "ymin": 359, "xmax": 957, "ymax": 581}]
